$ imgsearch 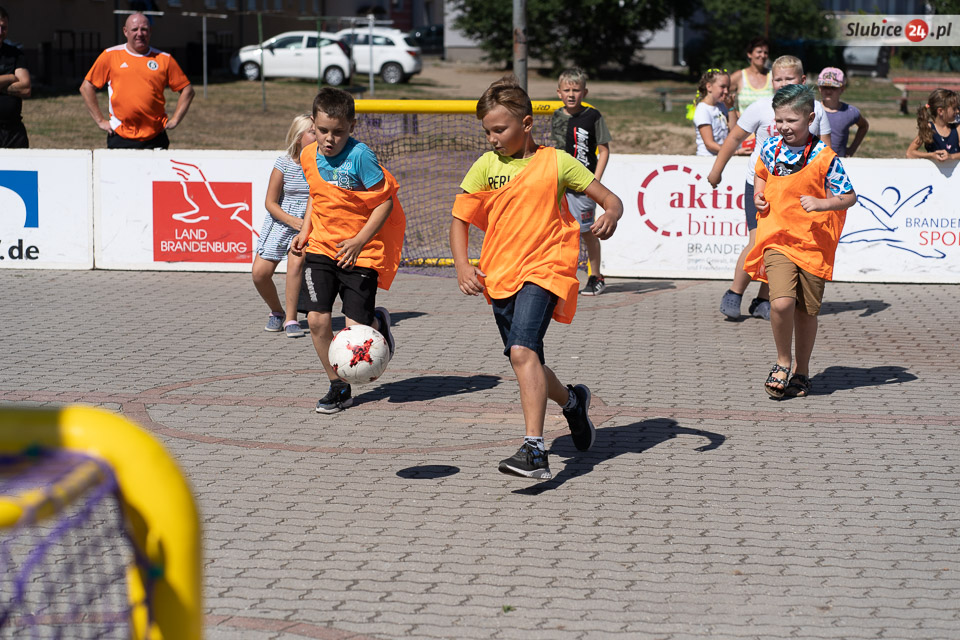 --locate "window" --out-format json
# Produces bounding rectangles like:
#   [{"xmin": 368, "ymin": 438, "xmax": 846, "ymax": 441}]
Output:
[{"xmin": 273, "ymin": 35, "xmax": 305, "ymax": 49}]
